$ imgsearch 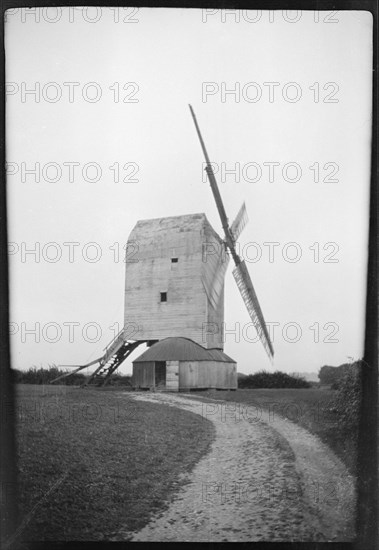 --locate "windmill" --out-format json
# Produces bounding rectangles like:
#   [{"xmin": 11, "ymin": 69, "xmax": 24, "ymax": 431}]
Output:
[
  {"xmin": 188, "ymin": 105, "xmax": 274, "ymax": 361},
  {"xmin": 51, "ymin": 107, "xmax": 273, "ymax": 388}
]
